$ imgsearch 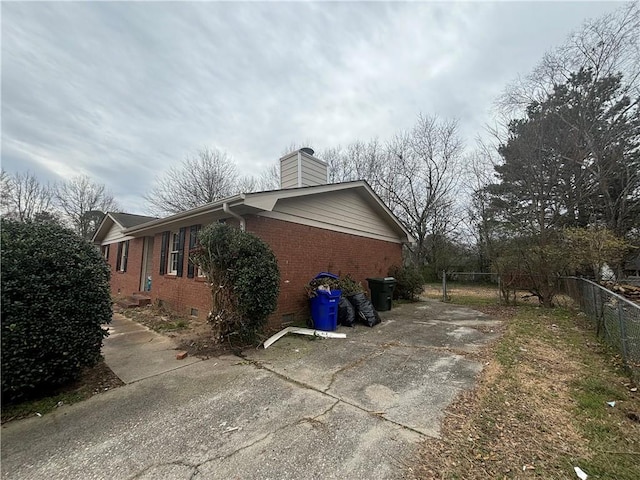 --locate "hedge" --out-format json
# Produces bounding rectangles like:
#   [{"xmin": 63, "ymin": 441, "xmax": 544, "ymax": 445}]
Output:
[
  {"xmin": 191, "ymin": 224, "xmax": 280, "ymax": 340},
  {"xmin": 1, "ymin": 219, "xmax": 112, "ymax": 402},
  {"xmin": 388, "ymin": 264, "xmax": 424, "ymax": 301}
]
